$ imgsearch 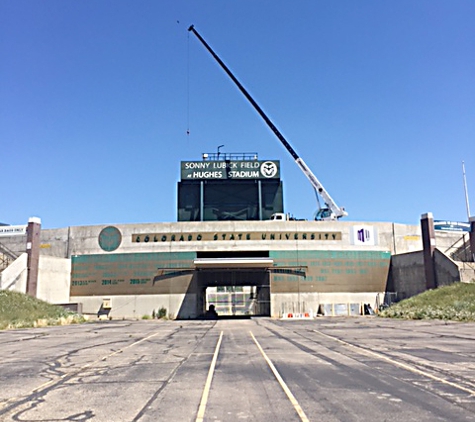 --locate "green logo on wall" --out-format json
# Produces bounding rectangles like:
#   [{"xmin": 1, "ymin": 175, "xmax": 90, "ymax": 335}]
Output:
[{"xmin": 98, "ymin": 226, "xmax": 122, "ymax": 252}]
